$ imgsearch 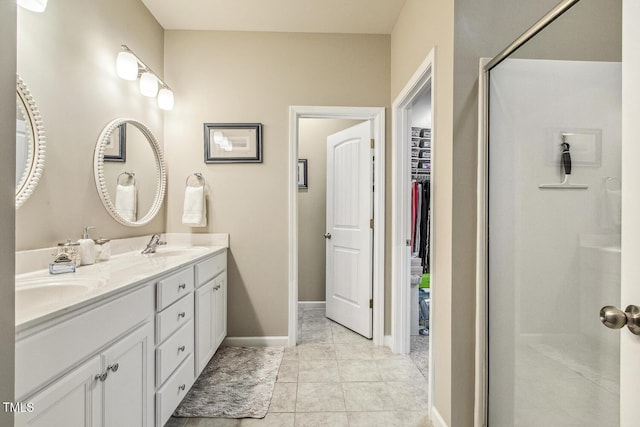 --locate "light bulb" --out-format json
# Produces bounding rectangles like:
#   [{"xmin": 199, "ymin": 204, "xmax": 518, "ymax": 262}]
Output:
[
  {"xmin": 116, "ymin": 51, "xmax": 138, "ymax": 81},
  {"xmin": 139, "ymin": 72, "xmax": 158, "ymax": 97},
  {"xmin": 17, "ymin": 0, "xmax": 48, "ymax": 12},
  {"xmin": 157, "ymin": 88, "xmax": 174, "ymax": 111}
]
